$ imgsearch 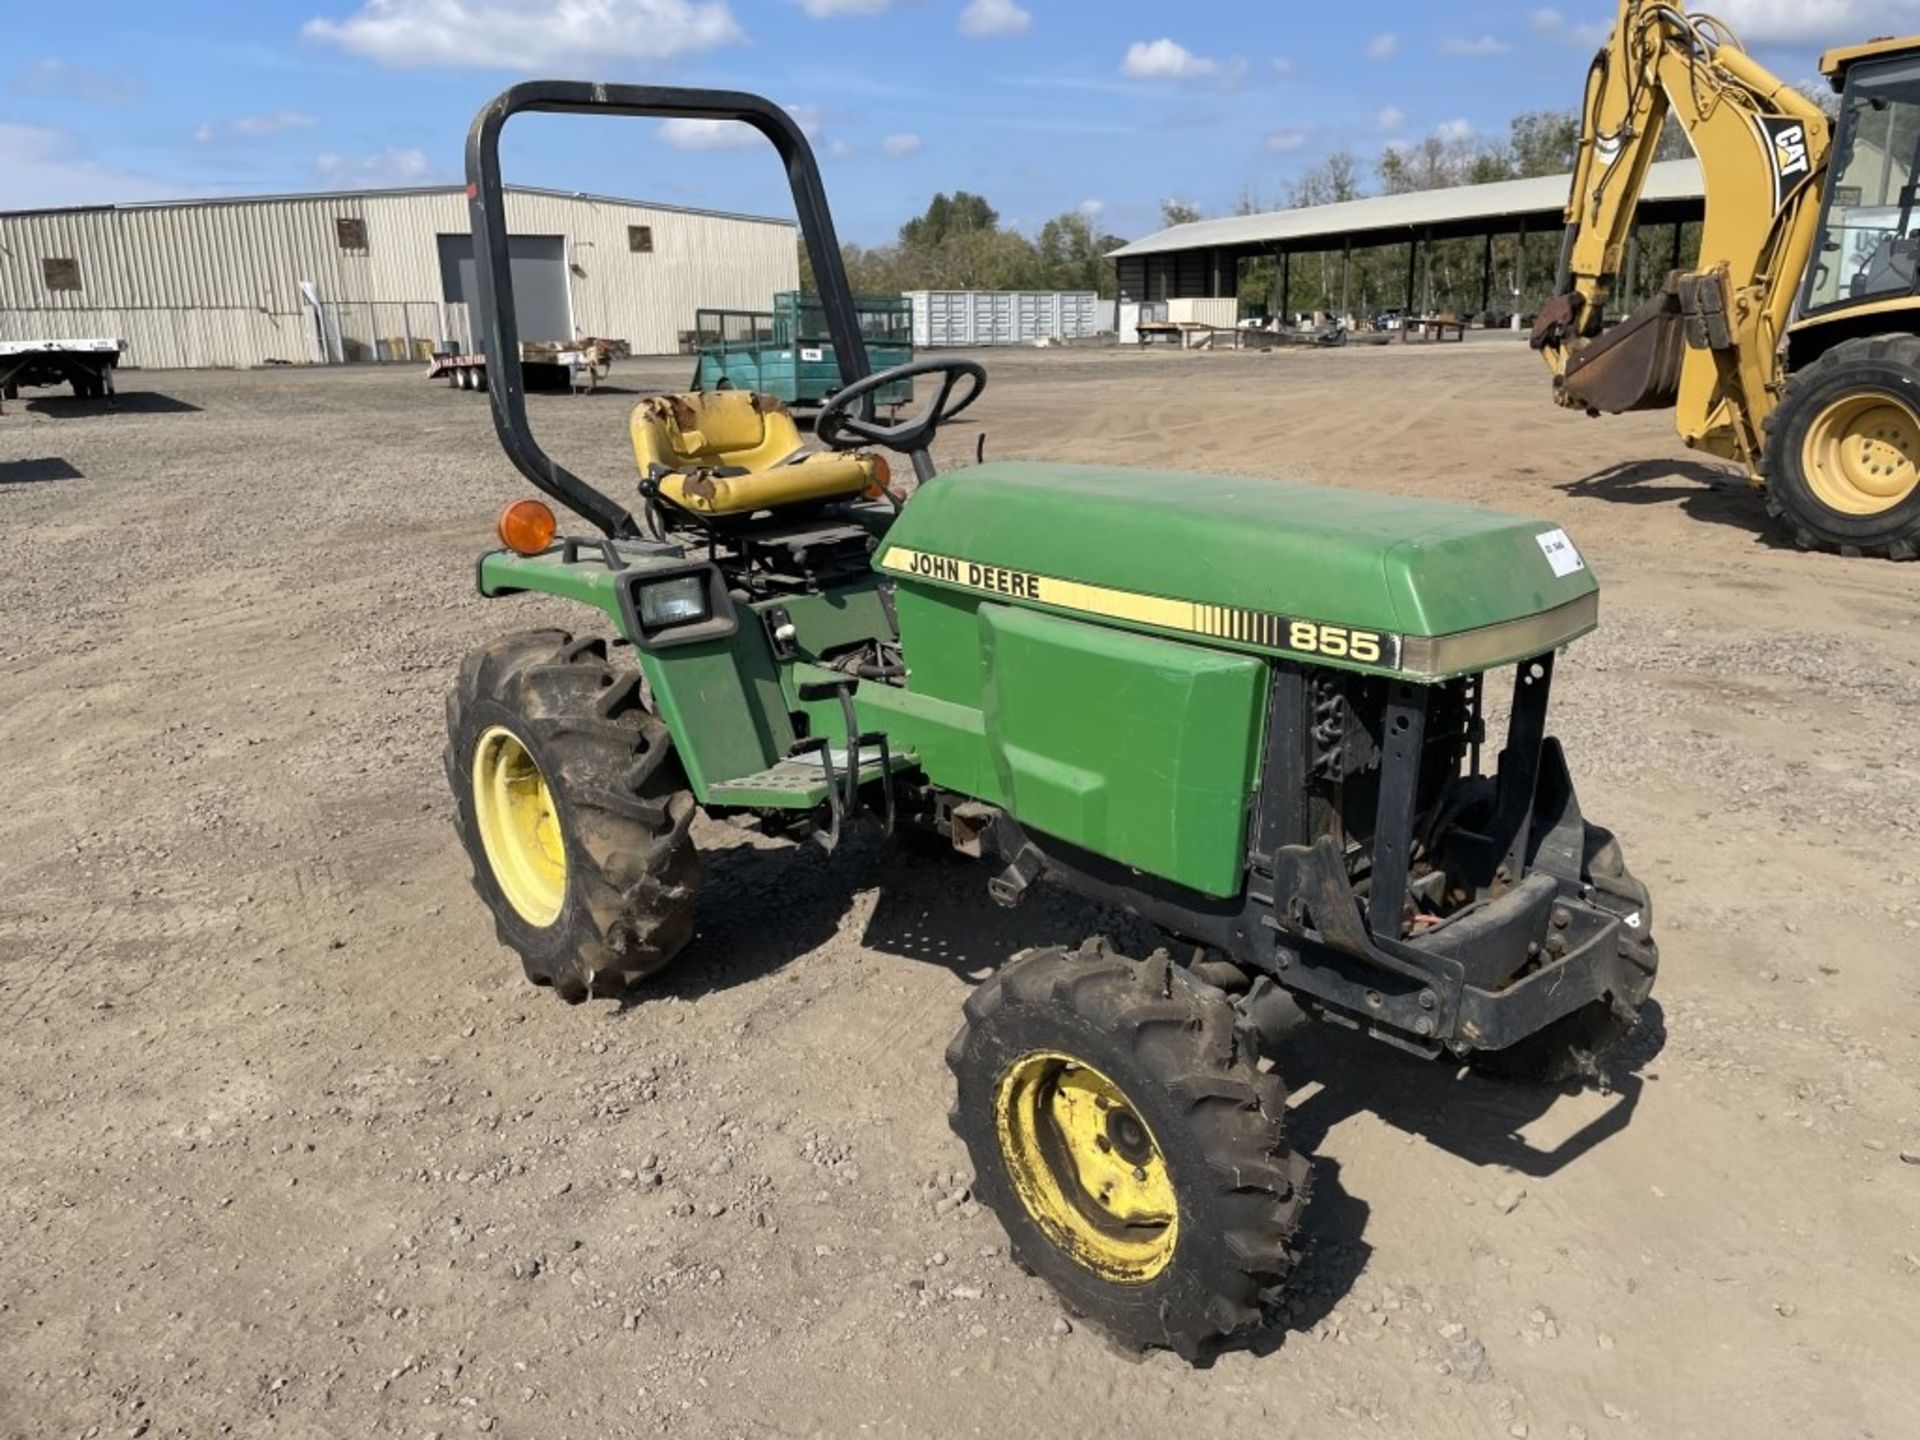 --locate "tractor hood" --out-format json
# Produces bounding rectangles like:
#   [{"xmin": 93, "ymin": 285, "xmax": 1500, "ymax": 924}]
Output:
[{"xmin": 875, "ymin": 462, "xmax": 1598, "ymax": 680}]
